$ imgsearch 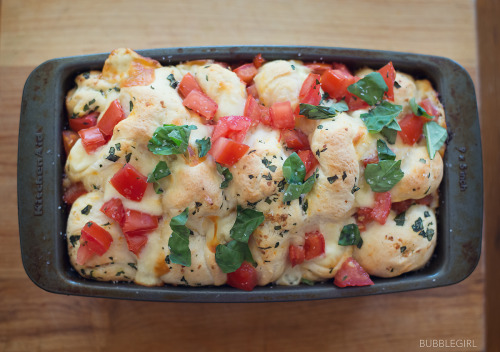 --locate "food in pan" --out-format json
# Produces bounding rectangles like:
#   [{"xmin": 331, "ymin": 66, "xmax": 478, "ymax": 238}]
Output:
[{"xmin": 62, "ymin": 48, "xmax": 447, "ymax": 291}]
